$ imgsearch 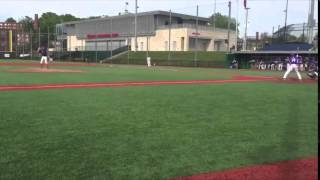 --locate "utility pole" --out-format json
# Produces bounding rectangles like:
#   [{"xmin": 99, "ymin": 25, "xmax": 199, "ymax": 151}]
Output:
[
  {"xmin": 127, "ymin": 14, "xmax": 131, "ymax": 64},
  {"xmin": 38, "ymin": 26, "xmax": 41, "ymax": 49},
  {"xmin": 125, "ymin": 2, "xmax": 129, "ymax": 14},
  {"xmin": 272, "ymin": 26, "xmax": 274, "ymax": 44},
  {"xmin": 227, "ymin": 1, "xmax": 231, "ymax": 51},
  {"xmin": 22, "ymin": 27, "xmax": 25, "ymax": 55},
  {"xmin": 30, "ymin": 31, "xmax": 33, "ymax": 59},
  {"xmin": 147, "ymin": 36, "xmax": 149, "ymax": 57},
  {"xmin": 235, "ymin": 0, "xmax": 239, "ymax": 51},
  {"xmin": 168, "ymin": 10, "xmax": 172, "ymax": 61},
  {"xmin": 213, "ymin": 0, "xmax": 216, "ymax": 31},
  {"xmin": 283, "ymin": 0, "xmax": 289, "ymax": 41},
  {"xmin": 244, "ymin": 7, "xmax": 250, "ymax": 51},
  {"xmin": 47, "ymin": 27, "xmax": 50, "ymax": 49},
  {"xmin": 111, "ymin": 18, "xmax": 113, "ymax": 59},
  {"xmin": 95, "ymin": 22, "xmax": 97, "ymax": 62},
  {"xmin": 212, "ymin": 0, "xmax": 217, "ymax": 51},
  {"xmin": 302, "ymin": 23, "xmax": 305, "ymax": 42},
  {"xmin": 134, "ymin": 0, "xmax": 138, "ymax": 52},
  {"xmin": 194, "ymin": 5, "xmax": 199, "ymax": 66}
]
